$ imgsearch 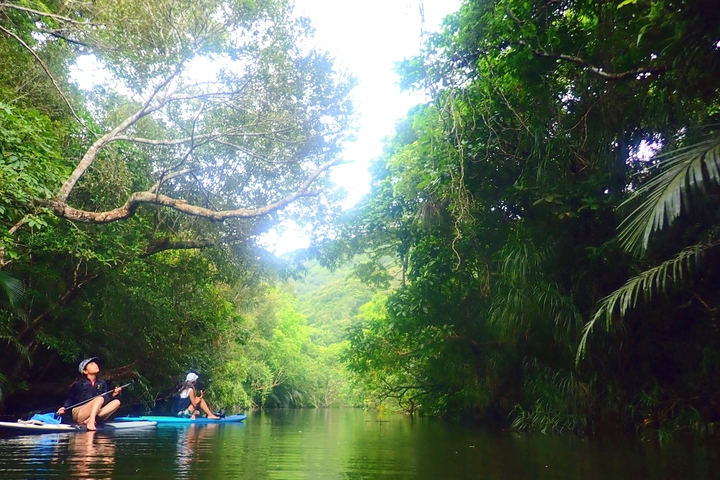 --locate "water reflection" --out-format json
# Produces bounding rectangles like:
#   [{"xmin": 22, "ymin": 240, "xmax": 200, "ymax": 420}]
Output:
[
  {"xmin": 0, "ymin": 429, "xmax": 116, "ymax": 479},
  {"xmin": 0, "ymin": 432, "xmax": 63, "ymax": 479},
  {"xmin": 175, "ymin": 425, "xmax": 217, "ymax": 478},
  {"xmin": 1, "ymin": 410, "xmax": 719, "ymax": 479},
  {"xmin": 60, "ymin": 430, "xmax": 117, "ymax": 478}
]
